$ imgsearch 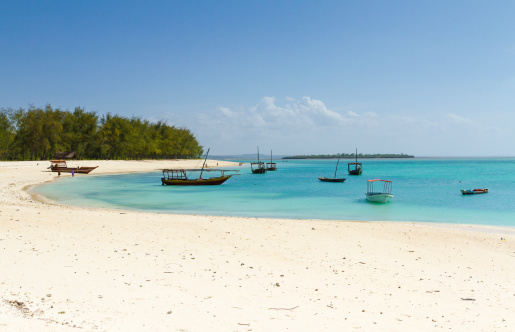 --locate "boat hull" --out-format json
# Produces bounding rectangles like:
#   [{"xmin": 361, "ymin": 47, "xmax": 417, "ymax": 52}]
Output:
[
  {"xmin": 348, "ymin": 169, "xmax": 363, "ymax": 175},
  {"xmin": 50, "ymin": 166, "xmax": 98, "ymax": 174},
  {"xmin": 461, "ymin": 189, "xmax": 489, "ymax": 195},
  {"xmin": 251, "ymin": 168, "xmax": 267, "ymax": 174},
  {"xmin": 366, "ymin": 193, "xmax": 393, "ymax": 203},
  {"xmin": 318, "ymin": 177, "xmax": 346, "ymax": 182},
  {"xmin": 161, "ymin": 175, "xmax": 232, "ymax": 186}
]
